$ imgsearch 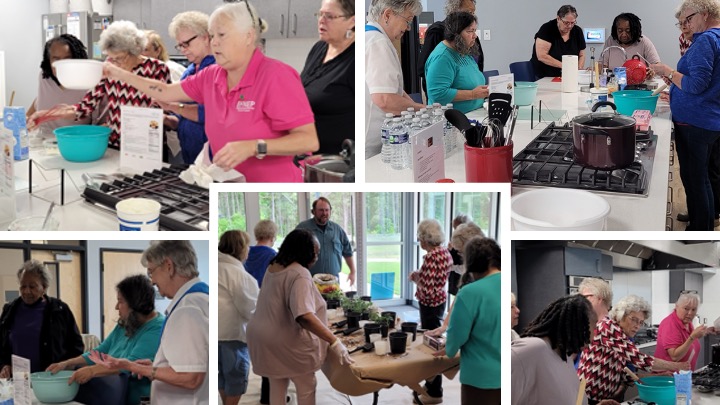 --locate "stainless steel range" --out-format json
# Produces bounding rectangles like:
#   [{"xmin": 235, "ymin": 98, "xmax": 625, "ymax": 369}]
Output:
[
  {"xmin": 693, "ymin": 363, "xmax": 720, "ymax": 390},
  {"xmin": 512, "ymin": 122, "xmax": 656, "ymax": 196},
  {"xmin": 82, "ymin": 166, "xmax": 209, "ymax": 231}
]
